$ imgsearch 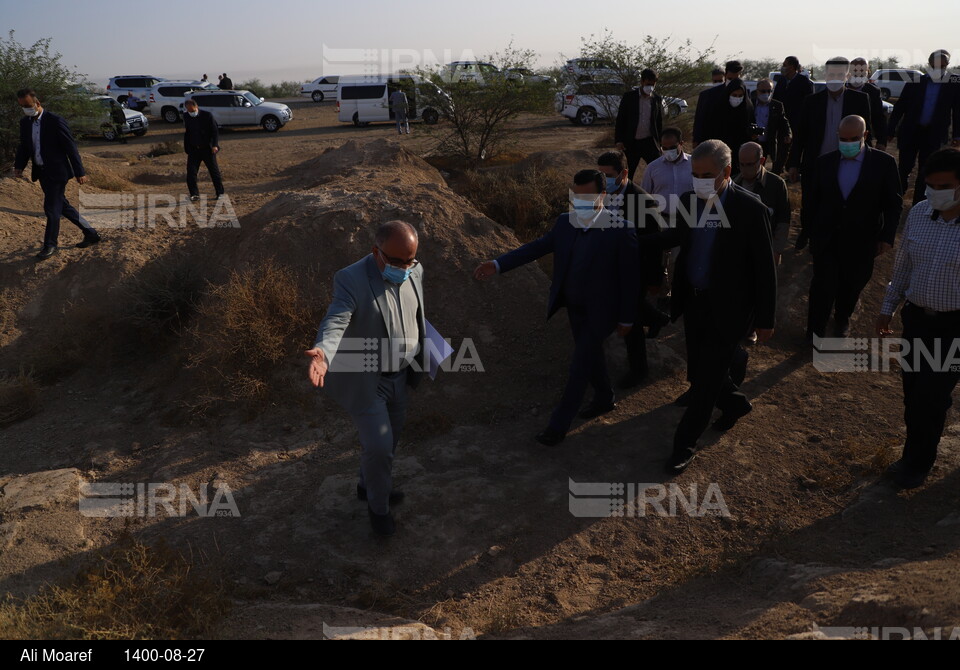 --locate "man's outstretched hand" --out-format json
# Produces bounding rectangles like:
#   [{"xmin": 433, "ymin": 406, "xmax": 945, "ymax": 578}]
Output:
[
  {"xmin": 473, "ymin": 261, "xmax": 497, "ymax": 281},
  {"xmin": 304, "ymin": 348, "xmax": 328, "ymax": 388}
]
